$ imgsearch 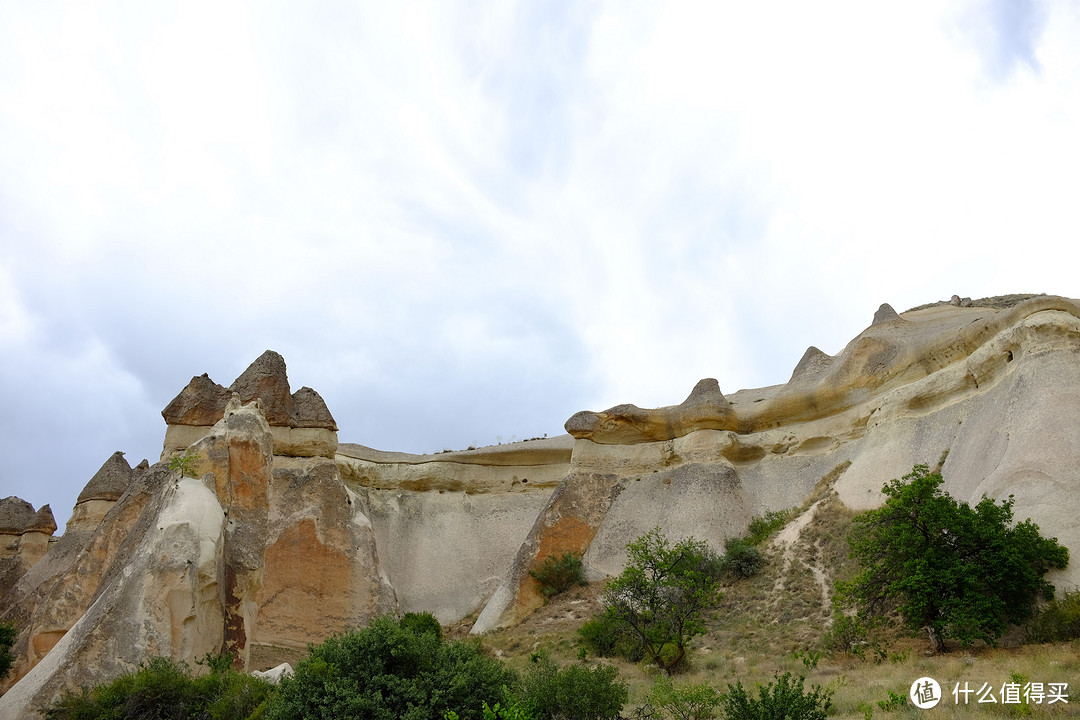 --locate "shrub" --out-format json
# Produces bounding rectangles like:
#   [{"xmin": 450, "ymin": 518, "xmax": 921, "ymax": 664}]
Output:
[
  {"xmin": 265, "ymin": 615, "xmax": 514, "ymax": 720},
  {"xmin": 721, "ymin": 673, "xmax": 832, "ymax": 720},
  {"xmin": 1026, "ymin": 588, "xmax": 1080, "ymax": 643},
  {"xmin": 45, "ymin": 654, "xmax": 273, "ymax": 720},
  {"xmin": 578, "ymin": 611, "xmax": 644, "ymax": 662},
  {"xmin": 530, "ymin": 552, "xmax": 587, "ymax": 599},
  {"xmin": 401, "ymin": 610, "xmax": 444, "ymax": 639},
  {"xmin": 167, "ymin": 448, "xmax": 199, "ymax": 478},
  {"xmin": 0, "ymin": 621, "xmax": 15, "ymax": 679},
  {"xmin": 746, "ymin": 510, "xmax": 791, "ymax": 545},
  {"xmin": 516, "ymin": 653, "xmax": 627, "ymax": 720},
  {"xmin": 721, "ymin": 538, "xmax": 764, "ymax": 578},
  {"xmin": 642, "ymin": 675, "xmax": 722, "ymax": 720}
]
